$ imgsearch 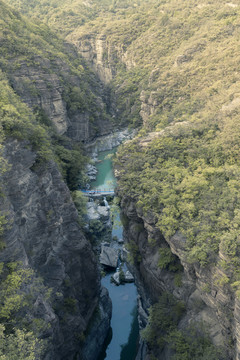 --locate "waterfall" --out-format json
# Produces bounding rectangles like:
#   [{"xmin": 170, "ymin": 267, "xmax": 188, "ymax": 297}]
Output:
[{"xmin": 103, "ymin": 196, "xmax": 110, "ymax": 210}]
